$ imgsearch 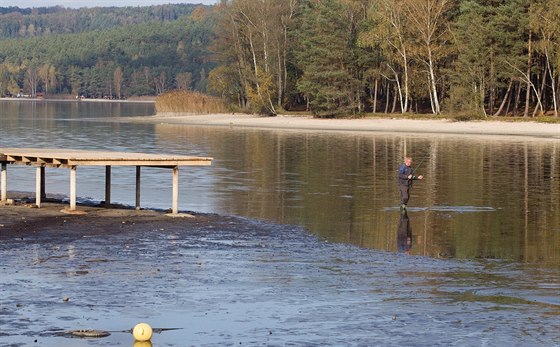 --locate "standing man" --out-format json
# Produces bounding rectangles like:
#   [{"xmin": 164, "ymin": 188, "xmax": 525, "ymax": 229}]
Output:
[{"xmin": 397, "ymin": 157, "xmax": 423, "ymax": 210}]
